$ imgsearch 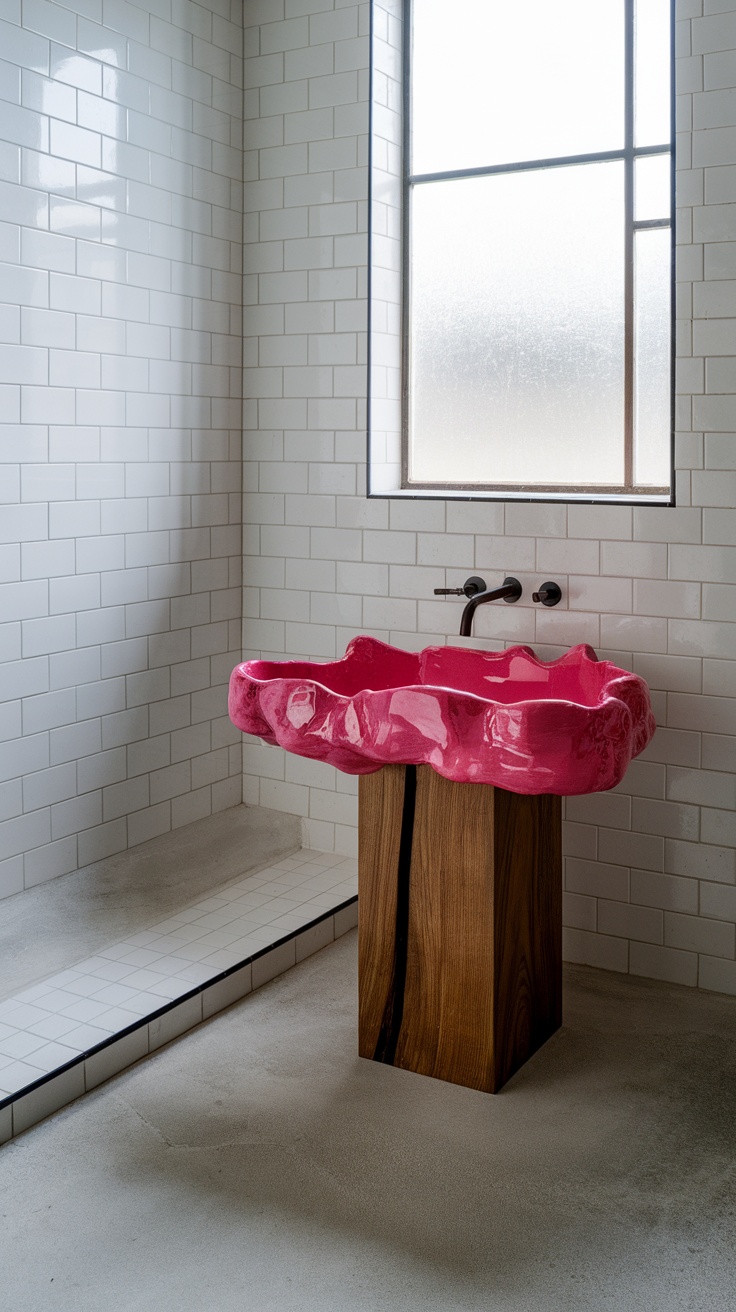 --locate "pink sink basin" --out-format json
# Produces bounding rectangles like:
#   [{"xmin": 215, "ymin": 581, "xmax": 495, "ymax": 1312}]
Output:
[{"xmin": 228, "ymin": 636, "xmax": 655, "ymax": 796}]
